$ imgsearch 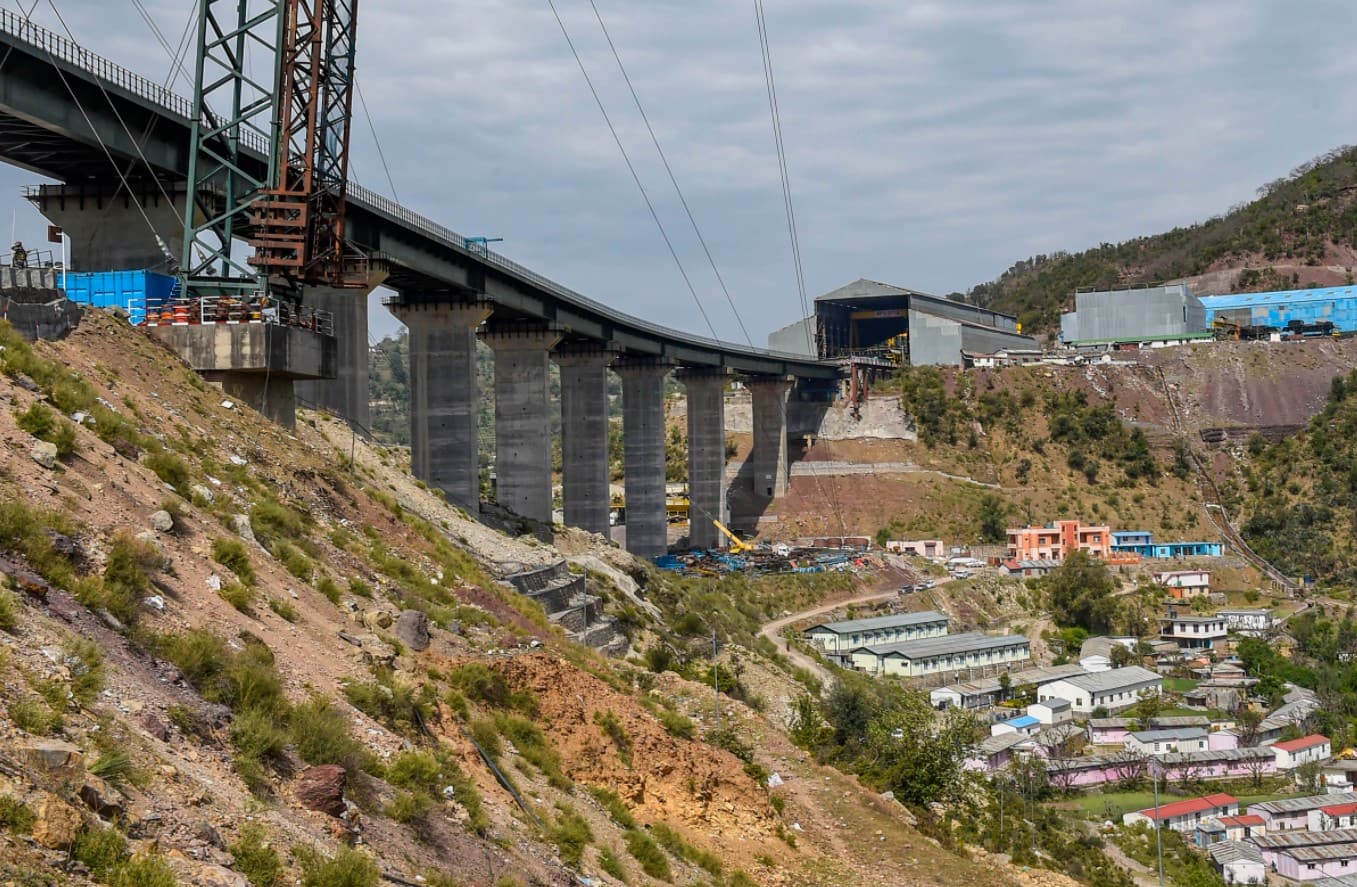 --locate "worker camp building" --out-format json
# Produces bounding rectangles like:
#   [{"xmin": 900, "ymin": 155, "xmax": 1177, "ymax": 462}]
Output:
[
  {"xmin": 803, "ymin": 610, "xmax": 949, "ymax": 657},
  {"xmin": 850, "ymin": 632, "xmax": 1031, "ymax": 678},
  {"xmin": 1036, "ymin": 665, "xmax": 1162, "ymax": 714},
  {"xmin": 767, "ymin": 278, "xmax": 1037, "ymax": 366}
]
